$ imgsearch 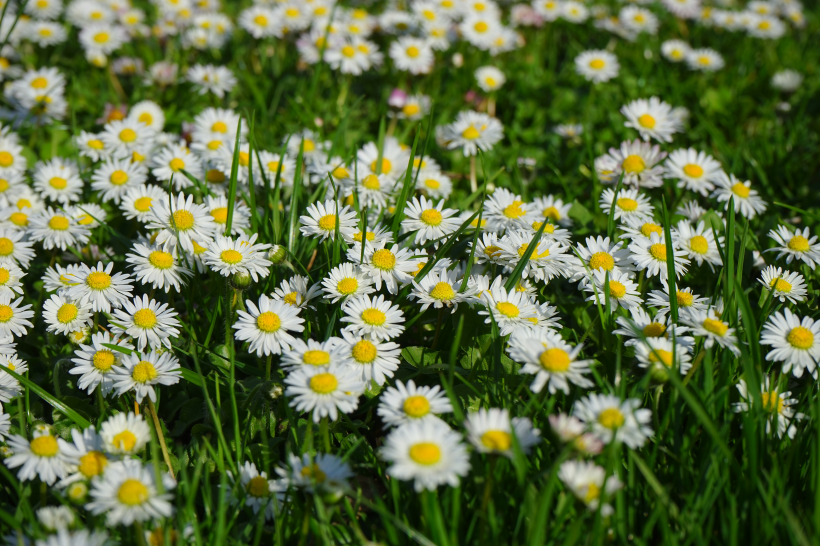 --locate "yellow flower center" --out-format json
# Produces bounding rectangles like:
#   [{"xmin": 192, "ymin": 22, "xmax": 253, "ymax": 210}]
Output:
[
  {"xmin": 702, "ymin": 318, "xmax": 728, "ymax": 336},
  {"xmin": 192, "ymin": 240, "xmax": 207, "ymax": 255},
  {"xmin": 496, "ymin": 302, "xmax": 519, "ymax": 318},
  {"xmin": 253, "ymin": 14, "xmax": 268, "ymax": 26},
  {"xmin": 352, "ymin": 340, "xmax": 377, "ymax": 363},
  {"xmin": 484, "ymin": 245, "xmax": 501, "ymax": 258},
  {"xmin": 502, "ymin": 201, "xmax": 526, "ymax": 219},
  {"xmin": 78, "ymin": 451, "xmax": 108, "ymax": 477},
  {"xmin": 9, "ymin": 212, "xmax": 27, "ymax": 227},
  {"xmin": 137, "ymin": 112, "xmax": 153, "ymax": 125},
  {"xmin": 731, "ymin": 183, "xmax": 750, "ymax": 198},
  {"xmin": 220, "ymin": 249, "xmax": 243, "ymax": 265},
  {"xmin": 539, "ymin": 348, "xmax": 570, "ymax": 372},
  {"xmin": 649, "ymin": 243, "xmax": 667, "ymax": 261},
  {"xmin": 638, "ymin": 114, "xmax": 656, "ymax": 129},
  {"xmin": 133, "ymin": 309, "xmax": 157, "ymax": 329},
  {"xmin": 361, "ymin": 174, "xmax": 381, "ymax": 190},
  {"xmin": 30, "ymin": 435, "xmax": 59, "ymax": 457},
  {"xmin": 689, "ymin": 235, "xmax": 709, "ymax": 255},
  {"xmin": 337, "ymin": 277, "xmax": 358, "ymax": 295},
  {"xmin": 48, "ymin": 216, "xmax": 70, "ymax": 231},
  {"xmin": 474, "ymin": 21, "xmax": 488, "ymax": 32},
  {"xmin": 57, "ymin": 303, "xmax": 78, "ymax": 324},
  {"xmin": 430, "ymin": 282, "xmax": 455, "ymax": 301},
  {"xmin": 787, "ymin": 235, "xmax": 809, "ymax": 252},
  {"xmin": 94, "ymin": 31, "xmax": 110, "ymax": 44},
  {"xmin": 317, "ymin": 214, "xmax": 337, "ymax": 231},
  {"xmin": 639, "ymin": 222, "xmax": 661, "ymax": 238},
  {"xmin": 31, "ymin": 77, "xmax": 48, "ymax": 89},
  {"xmin": 424, "ymin": 178, "xmax": 440, "ymax": 190},
  {"xmin": 117, "ymin": 479, "xmax": 149, "ymax": 506},
  {"xmin": 309, "ymin": 373, "xmax": 338, "ymax": 394},
  {"xmin": 409, "ymin": 442, "xmax": 441, "ymax": 465},
  {"xmin": 420, "ymin": 209, "xmax": 444, "ymax": 226},
  {"xmin": 282, "ymin": 292, "xmax": 299, "ymax": 306},
  {"xmin": 172, "ymin": 210, "xmax": 195, "ymax": 230},
  {"xmin": 207, "ymin": 140, "xmax": 222, "ymax": 151},
  {"xmin": 589, "ymin": 252, "xmax": 614, "ymax": 271},
  {"xmin": 148, "ymin": 250, "xmax": 174, "ymax": 269},
  {"xmin": 371, "ymin": 249, "xmax": 396, "ymax": 270},
  {"xmin": 643, "ymin": 322, "xmax": 666, "ymax": 337},
  {"xmin": 683, "ymin": 164, "xmax": 704, "ymax": 178},
  {"xmin": 676, "ymin": 291, "xmax": 693, "ymax": 306},
  {"xmin": 598, "ymin": 407, "xmax": 625, "ymax": 430},
  {"xmin": 760, "ymin": 392, "xmax": 784, "ymax": 414},
  {"xmin": 300, "ymin": 463, "xmax": 327, "ymax": 483},
  {"xmin": 648, "ymin": 349, "xmax": 673, "ymax": 367},
  {"xmin": 341, "ymin": 45, "xmax": 356, "ymax": 57},
  {"xmin": 361, "ymin": 308, "xmax": 387, "ymax": 326},
  {"xmin": 134, "ymin": 196, "xmax": 153, "ymax": 212},
  {"xmin": 168, "ymin": 158, "xmax": 185, "ymax": 172},
  {"xmin": 787, "ymin": 326, "xmax": 814, "ymax": 349},
  {"xmin": 609, "ymin": 280, "xmax": 627, "ymax": 299},
  {"xmin": 132, "ymin": 361, "xmax": 159, "ymax": 382},
  {"xmin": 543, "ymin": 206, "xmax": 561, "ymax": 222},
  {"xmin": 112, "ymin": 430, "xmax": 137, "ymax": 452},
  {"xmin": 481, "ymin": 430, "xmax": 511, "ymax": 451},
  {"xmin": 403, "ymin": 395, "xmax": 430, "ymax": 418},
  {"xmin": 88, "ymin": 139, "xmax": 104, "ymax": 150},
  {"xmin": 303, "ymin": 350, "xmax": 330, "ymax": 366},
  {"xmin": 246, "ymin": 476, "xmax": 269, "ymax": 497},
  {"xmin": 257, "ymin": 312, "xmax": 281, "ymax": 333},
  {"xmin": 49, "ymin": 176, "xmax": 67, "ymax": 189},
  {"xmin": 93, "ymin": 350, "xmax": 115, "ymax": 371},
  {"xmin": 584, "ymin": 483, "xmax": 601, "ymax": 503},
  {"xmin": 369, "ymin": 158, "xmax": 392, "ymax": 175},
  {"xmin": 406, "ymin": 46, "xmax": 420, "ymax": 58},
  {"xmin": 462, "ymin": 126, "xmax": 481, "ymax": 140},
  {"xmin": 0, "ymin": 152, "xmax": 13, "ymax": 167},
  {"xmin": 402, "ymin": 104, "xmax": 420, "ymax": 117},
  {"xmin": 0, "ymin": 268, "xmax": 8, "ymax": 284},
  {"xmin": 589, "ymin": 59, "xmax": 605, "ymax": 69},
  {"xmin": 0, "ymin": 304, "xmax": 12, "ymax": 323},
  {"xmin": 86, "ymin": 271, "xmax": 112, "ymax": 290},
  {"xmin": 770, "ymin": 278, "xmax": 792, "ymax": 293},
  {"xmin": 0, "ymin": 238, "xmax": 12, "ymax": 256},
  {"xmin": 616, "ymin": 197, "xmax": 638, "ymax": 211},
  {"xmin": 517, "ymin": 243, "xmax": 550, "ymax": 259},
  {"xmin": 119, "ymin": 128, "xmax": 137, "ymax": 143},
  {"xmin": 622, "ymin": 155, "xmax": 646, "ymax": 174}
]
